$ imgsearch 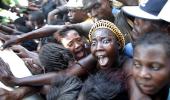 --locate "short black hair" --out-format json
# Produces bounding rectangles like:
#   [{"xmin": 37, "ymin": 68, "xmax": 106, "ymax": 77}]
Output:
[
  {"xmin": 39, "ymin": 43, "xmax": 74, "ymax": 72},
  {"xmin": 57, "ymin": 27, "xmax": 80, "ymax": 37},
  {"xmin": 29, "ymin": 11, "xmax": 45, "ymax": 25},
  {"xmin": 135, "ymin": 32, "xmax": 170, "ymax": 58},
  {"xmin": 46, "ymin": 74, "xmax": 82, "ymax": 100},
  {"xmin": 79, "ymin": 70, "xmax": 126, "ymax": 100},
  {"xmin": 54, "ymin": 27, "xmax": 83, "ymax": 43}
]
